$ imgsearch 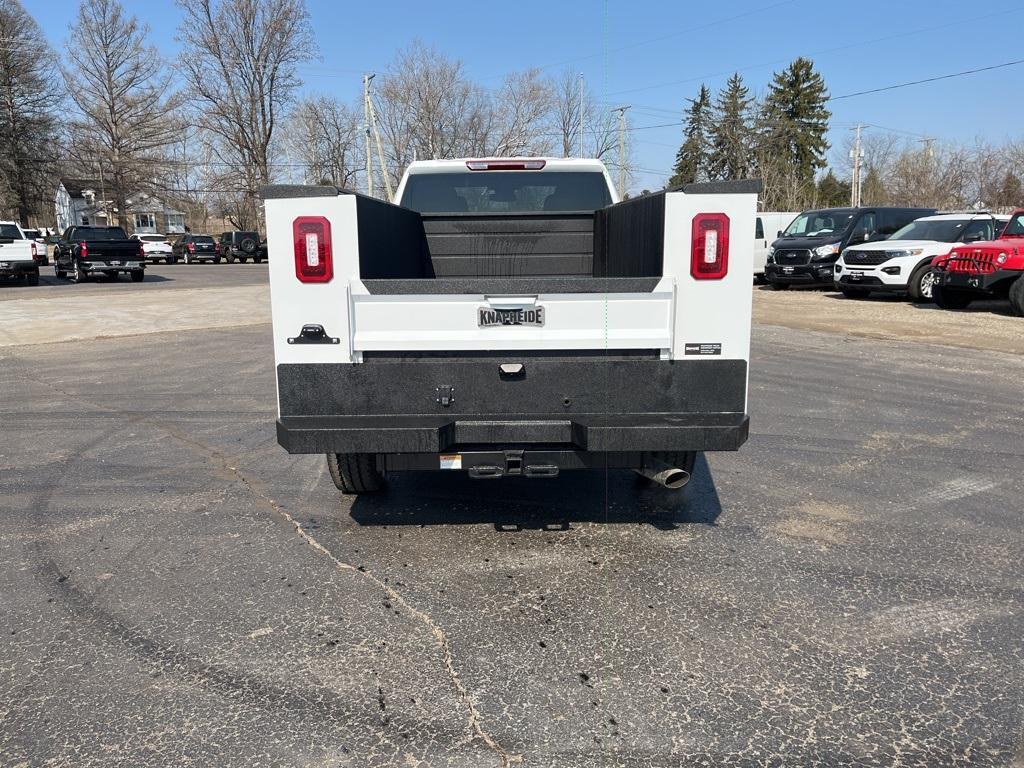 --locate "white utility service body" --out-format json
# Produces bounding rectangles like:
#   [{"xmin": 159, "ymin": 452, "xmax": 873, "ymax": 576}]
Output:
[{"xmin": 263, "ymin": 158, "xmax": 757, "ymax": 492}]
